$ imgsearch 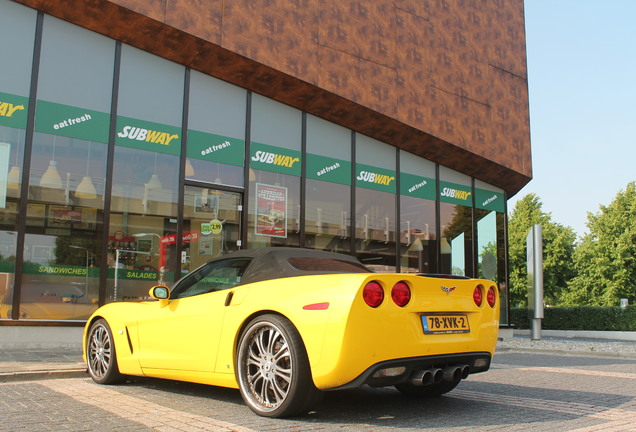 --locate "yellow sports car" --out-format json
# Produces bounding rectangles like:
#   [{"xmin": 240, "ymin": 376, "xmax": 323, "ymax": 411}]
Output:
[{"xmin": 83, "ymin": 247, "xmax": 500, "ymax": 418}]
